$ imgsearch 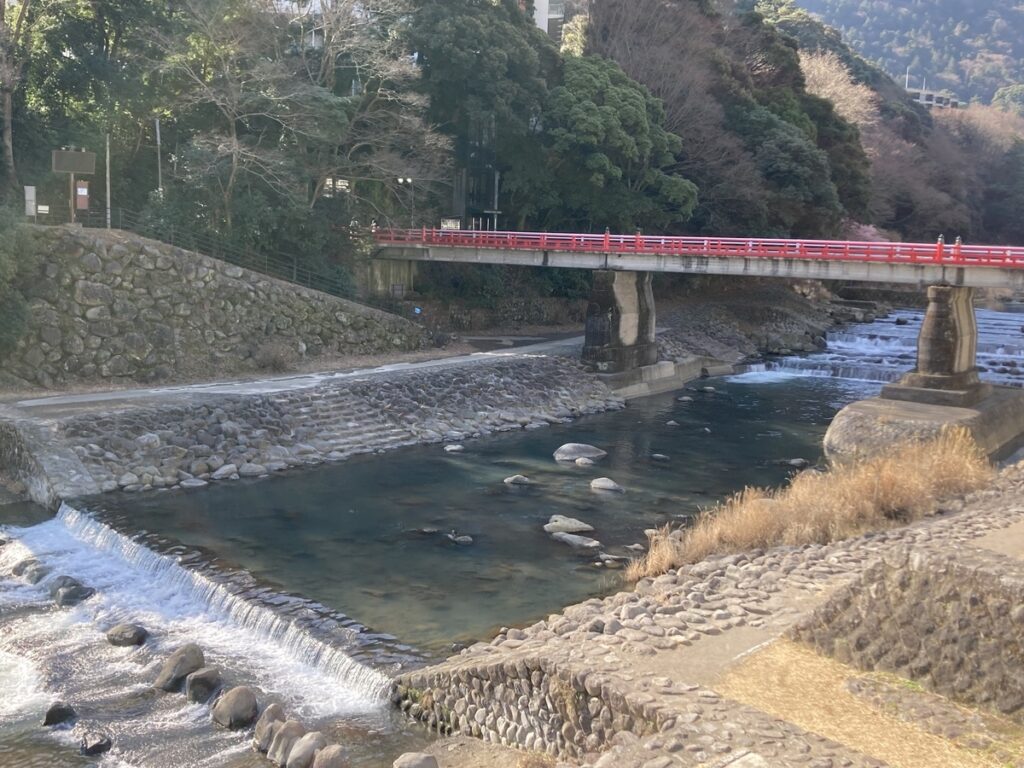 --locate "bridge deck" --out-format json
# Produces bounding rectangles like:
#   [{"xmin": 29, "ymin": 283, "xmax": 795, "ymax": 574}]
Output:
[{"xmin": 375, "ymin": 230, "xmax": 1024, "ymax": 289}]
